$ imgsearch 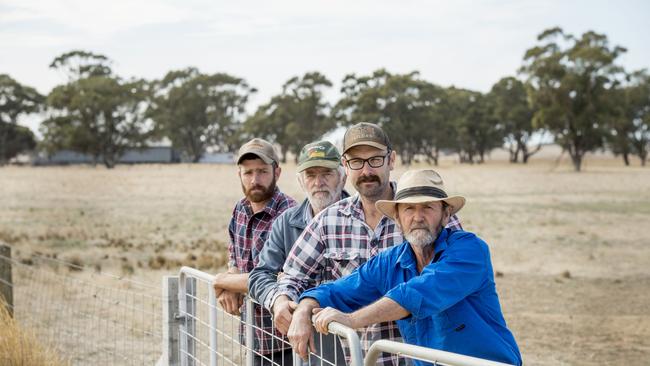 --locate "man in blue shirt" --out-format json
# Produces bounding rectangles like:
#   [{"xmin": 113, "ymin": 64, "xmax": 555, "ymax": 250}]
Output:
[{"xmin": 302, "ymin": 169, "xmax": 522, "ymax": 366}]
